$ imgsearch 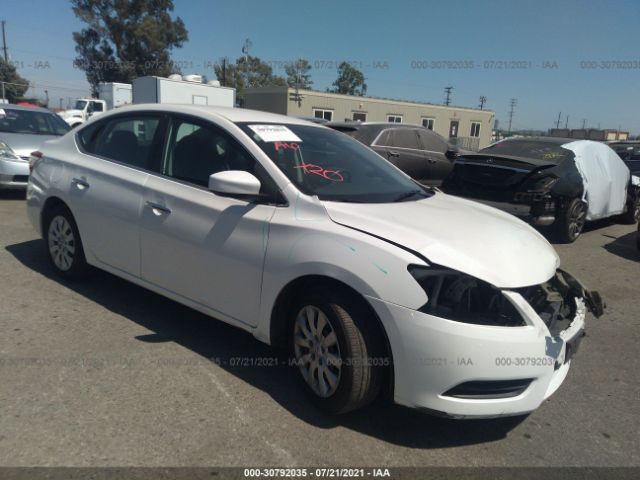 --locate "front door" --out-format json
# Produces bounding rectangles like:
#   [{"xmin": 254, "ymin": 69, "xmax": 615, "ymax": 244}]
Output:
[{"xmin": 139, "ymin": 115, "xmax": 277, "ymax": 326}]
